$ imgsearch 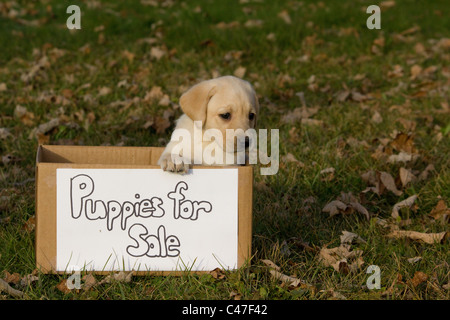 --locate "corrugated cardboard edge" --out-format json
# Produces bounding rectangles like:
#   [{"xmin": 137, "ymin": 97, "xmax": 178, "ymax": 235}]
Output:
[{"xmin": 35, "ymin": 145, "xmax": 253, "ymax": 275}]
